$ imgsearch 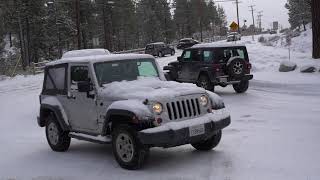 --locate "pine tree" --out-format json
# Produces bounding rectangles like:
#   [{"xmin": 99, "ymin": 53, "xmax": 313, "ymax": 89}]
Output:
[{"xmin": 312, "ymin": 0, "xmax": 320, "ymax": 59}]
